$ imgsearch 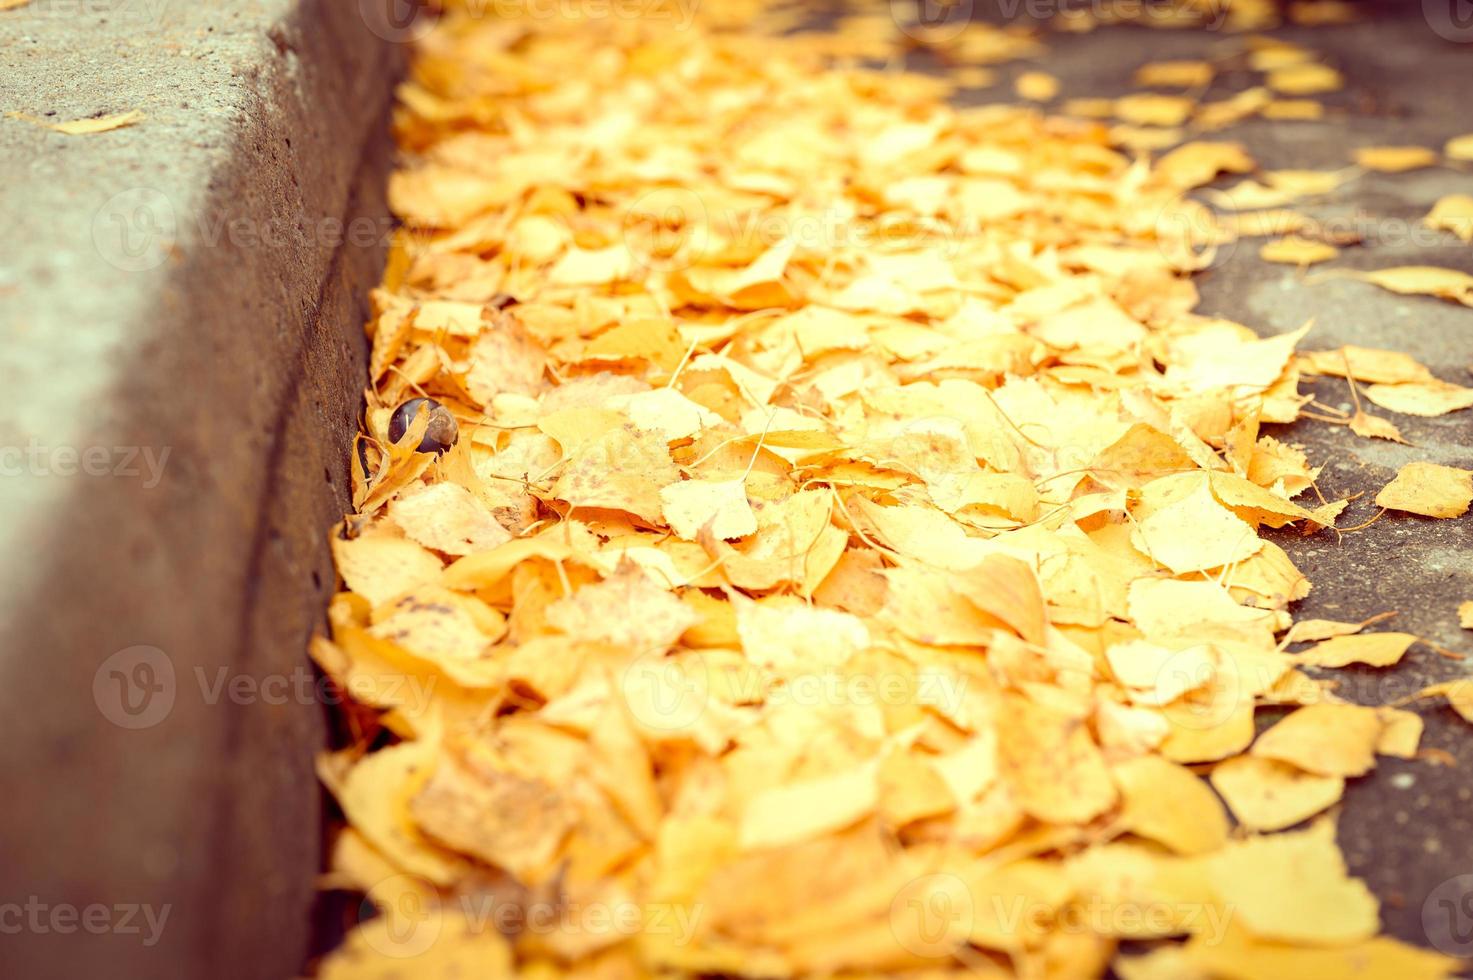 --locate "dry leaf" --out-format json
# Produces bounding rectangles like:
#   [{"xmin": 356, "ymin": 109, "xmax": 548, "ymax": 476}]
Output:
[
  {"xmin": 1443, "ymin": 133, "xmax": 1473, "ymax": 161},
  {"xmin": 1015, "ymin": 71, "xmax": 1059, "ymax": 101},
  {"xmin": 1204, "ymin": 821, "xmax": 1379, "ymax": 945},
  {"xmin": 1112, "ymin": 754, "xmax": 1229, "ymax": 854},
  {"xmin": 310, "ymin": 9, "xmax": 1467, "ymax": 974},
  {"xmin": 1135, "ymin": 60, "xmax": 1213, "ymax": 88},
  {"xmin": 1210, "ymin": 755, "xmax": 1344, "ymax": 831},
  {"xmin": 1250, "ymin": 703, "xmax": 1383, "ymax": 775},
  {"xmin": 1351, "ymin": 266, "xmax": 1473, "ymax": 305},
  {"xmin": 1259, "ymin": 236, "xmax": 1338, "ymax": 266},
  {"xmin": 1425, "ymin": 194, "xmax": 1473, "ymax": 243},
  {"xmin": 1265, "ymin": 63, "xmax": 1342, "ymax": 95},
  {"xmin": 1353, "ymin": 145, "xmax": 1439, "ymax": 173},
  {"xmin": 1420, "ymin": 681, "xmax": 1473, "ymax": 723},
  {"xmin": 1375, "ymin": 462, "xmax": 1473, "ymax": 518},
  {"xmin": 1298, "ymin": 632, "xmax": 1419, "ymax": 668},
  {"xmin": 8, "ymin": 108, "xmax": 146, "ymax": 135},
  {"xmin": 1363, "ymin": 380, "xmax": 1473, "ymax": 416}
]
